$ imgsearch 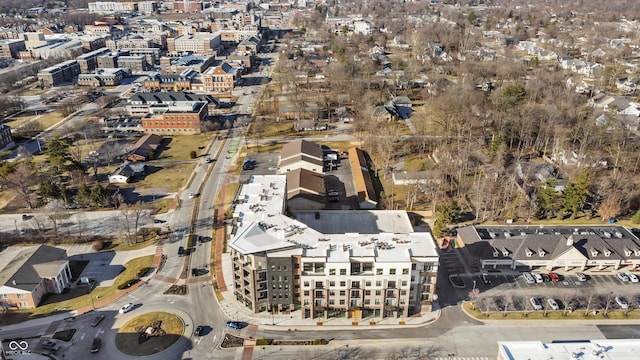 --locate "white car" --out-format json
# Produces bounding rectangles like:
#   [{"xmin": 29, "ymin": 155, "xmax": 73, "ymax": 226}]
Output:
[
  {"xmin": 119, "ymin": 303, "xmax": 134, "ymax": 314},
  {"xmin": 576, "ymin": 272, "xmax": 588, "ymax": 282},
  {"xmin": 547, "ymin": 298, "xmax": 559, "ymax": 310},
  {"xmin": 530, "ymin": 297, "xmax": 542, "ymax": 311},
  {"xmin": 615, "ymin": 296, "xmax": 629, "ymax": 309},
  {"xmin": 628, "ymin": 273, "xmax": 639, "ymax": 283},
  {"xmin": 532, "ymin": 273, "xmax": 543, "ymax": 283},
  {"xmin": 617, "ymin": 272, "xmax": 630, "ymax": 282},
  {"xmin": 188, "ymin": 192, "xmax": 195, "ymax": 199}
]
